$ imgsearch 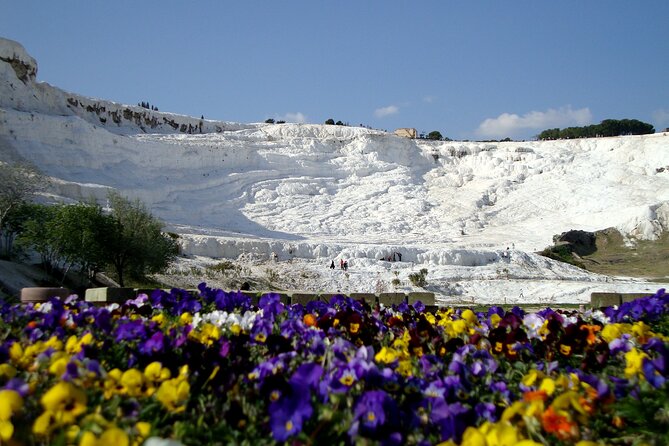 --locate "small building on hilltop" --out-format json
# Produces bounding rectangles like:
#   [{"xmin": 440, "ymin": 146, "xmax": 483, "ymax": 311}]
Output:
[{"xmin": 394, "ymin": 128, "xmax": 417, "ymax": 139}]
